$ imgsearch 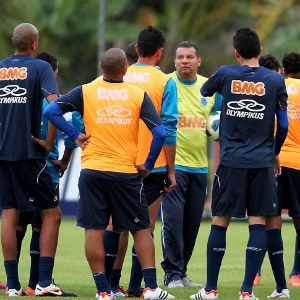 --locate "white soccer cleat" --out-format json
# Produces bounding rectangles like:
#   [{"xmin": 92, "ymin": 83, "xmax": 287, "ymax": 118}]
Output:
[
  {"xmin": 239, "ymin": 291, "xmax": 259, "ymax": 300},
  {"xmin": 143, "ymin": 287, "xmax": 175, "ymax": 299},
  {"xmin": 267, "ymin": 288, "xmax": 290, "ymax": 298},
  {"xmin": 35, "ymin": 282, "xmax": 77, "ymax": 297},
  {"xmin": 95, "ymin": 291, "xmax": 114, "ymax": 299},
  {"xmin": 190, "ymin": 288, "xmax": 218, "ymax": 299},
  {"xmin": 7, "ymin": 288, "xmax": 27, "ymax": 297}
]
